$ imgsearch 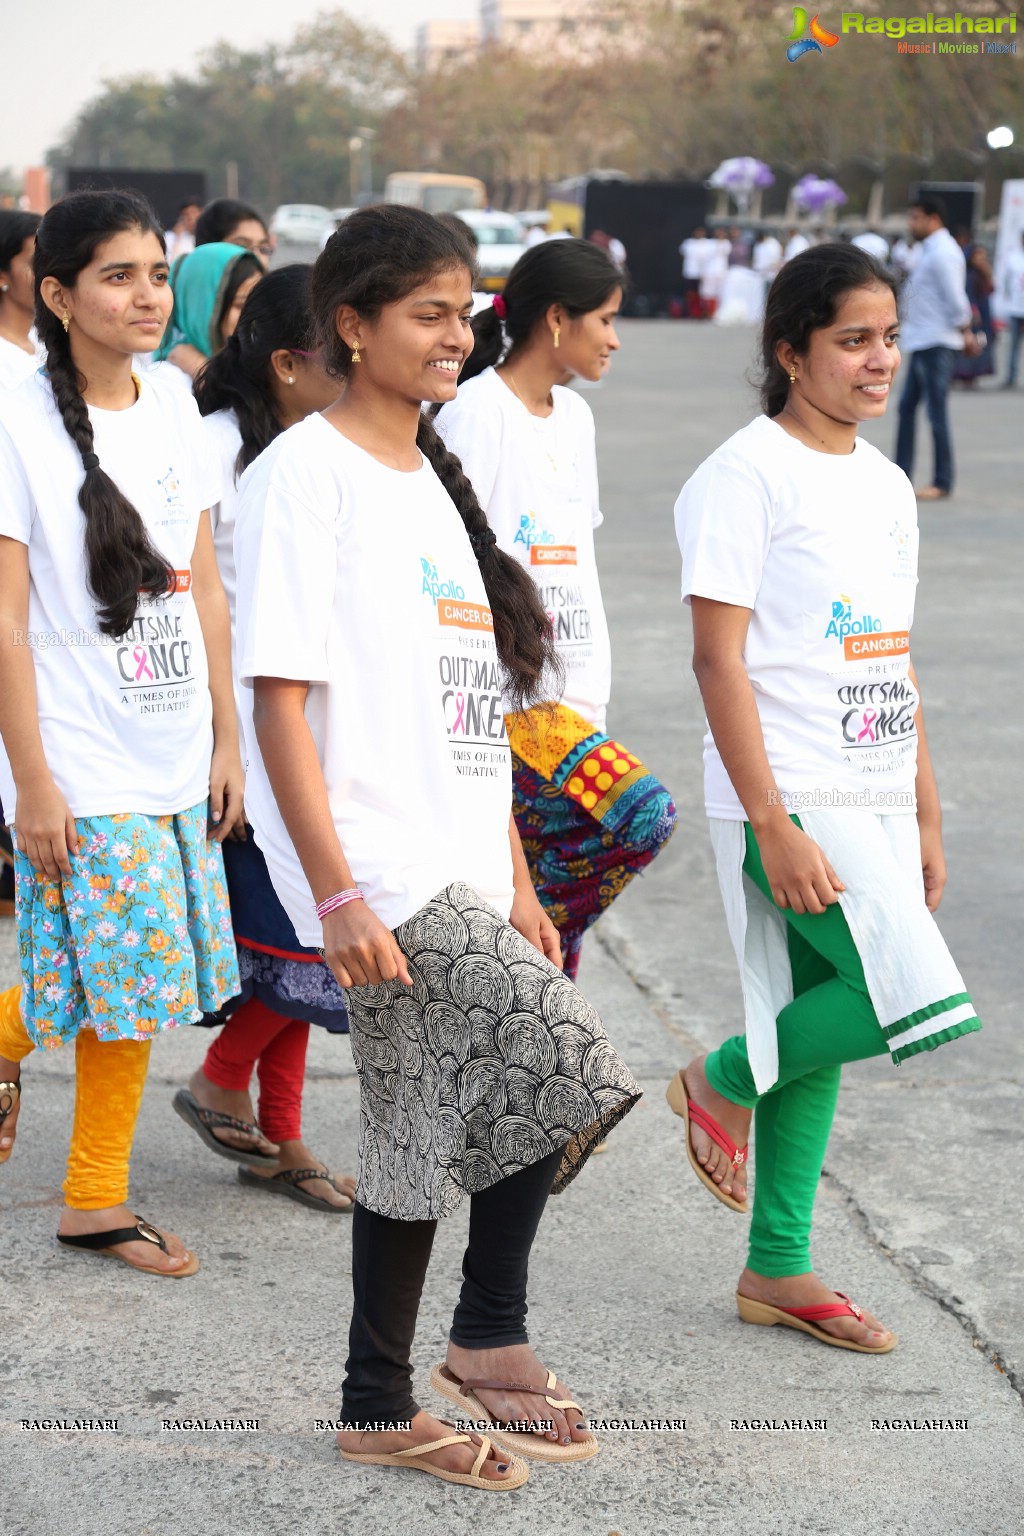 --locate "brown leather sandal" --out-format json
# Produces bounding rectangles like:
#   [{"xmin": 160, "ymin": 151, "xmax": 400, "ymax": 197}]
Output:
[
  {"xmin": 430, "ymin": 1363, "xmax": 598, "ymax": 1462},
  {"xmin": 0, "ymin": 1078, "xmax": 20, "ymax": 1165},
  {"xmin": 338, "ymin": 1422, "xmax": 528, "ymax": 1489}
]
